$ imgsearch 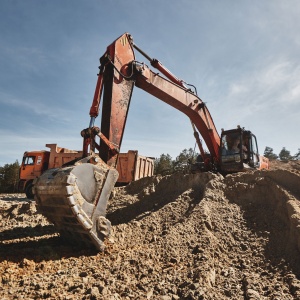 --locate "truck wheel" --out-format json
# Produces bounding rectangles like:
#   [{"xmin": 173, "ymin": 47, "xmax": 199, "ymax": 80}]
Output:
[{"xmin": 25, "ymin": 183, "xmax": 34, "ymax": 199}]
